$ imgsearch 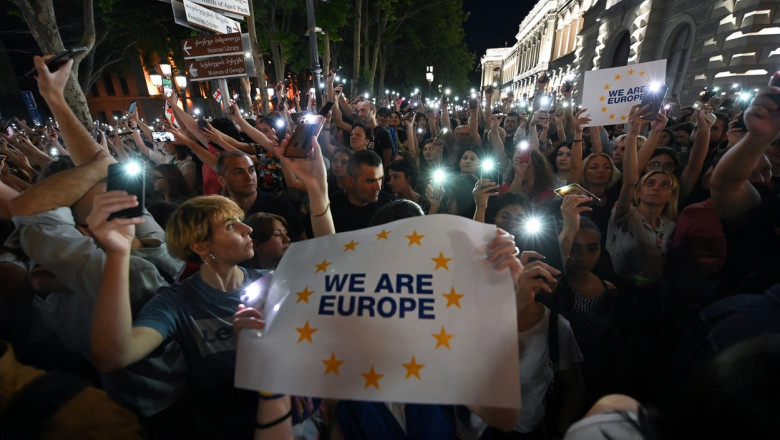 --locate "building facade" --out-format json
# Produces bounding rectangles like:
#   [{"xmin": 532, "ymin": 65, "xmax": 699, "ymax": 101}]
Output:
[{"xmin": 481, "ymin": 0, "xmax": 780, "ymax": 108}]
